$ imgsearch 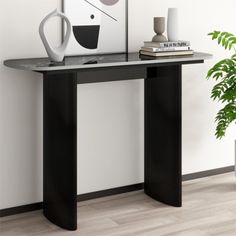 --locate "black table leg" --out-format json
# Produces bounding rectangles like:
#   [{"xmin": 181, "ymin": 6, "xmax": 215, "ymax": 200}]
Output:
[
  {"xmin": 43, "ymin": 72, "xmax": 77, "ymax": 230},
  {"xmin": 144, "ymin": 65, "xmax": 182, "ymax": 207}
]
